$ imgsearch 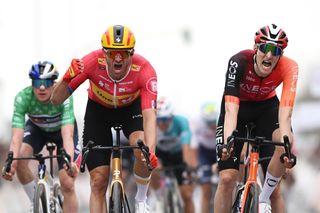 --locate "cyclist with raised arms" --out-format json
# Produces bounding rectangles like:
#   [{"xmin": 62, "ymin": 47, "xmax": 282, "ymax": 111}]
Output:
[
  {"xmin": 2, "ymin": 61, "xmax": 79, "ymax": 212},
  {"xmin": 214, "ymin": 24, "xmax": 298, "ymax": 213},
  {"xmin": 149, "ymin": 96, "xmax": 195, "ymax": 213},
  {"xmin": 50, "ymin": 25, "xmax": 158, "ymax": 213}
]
